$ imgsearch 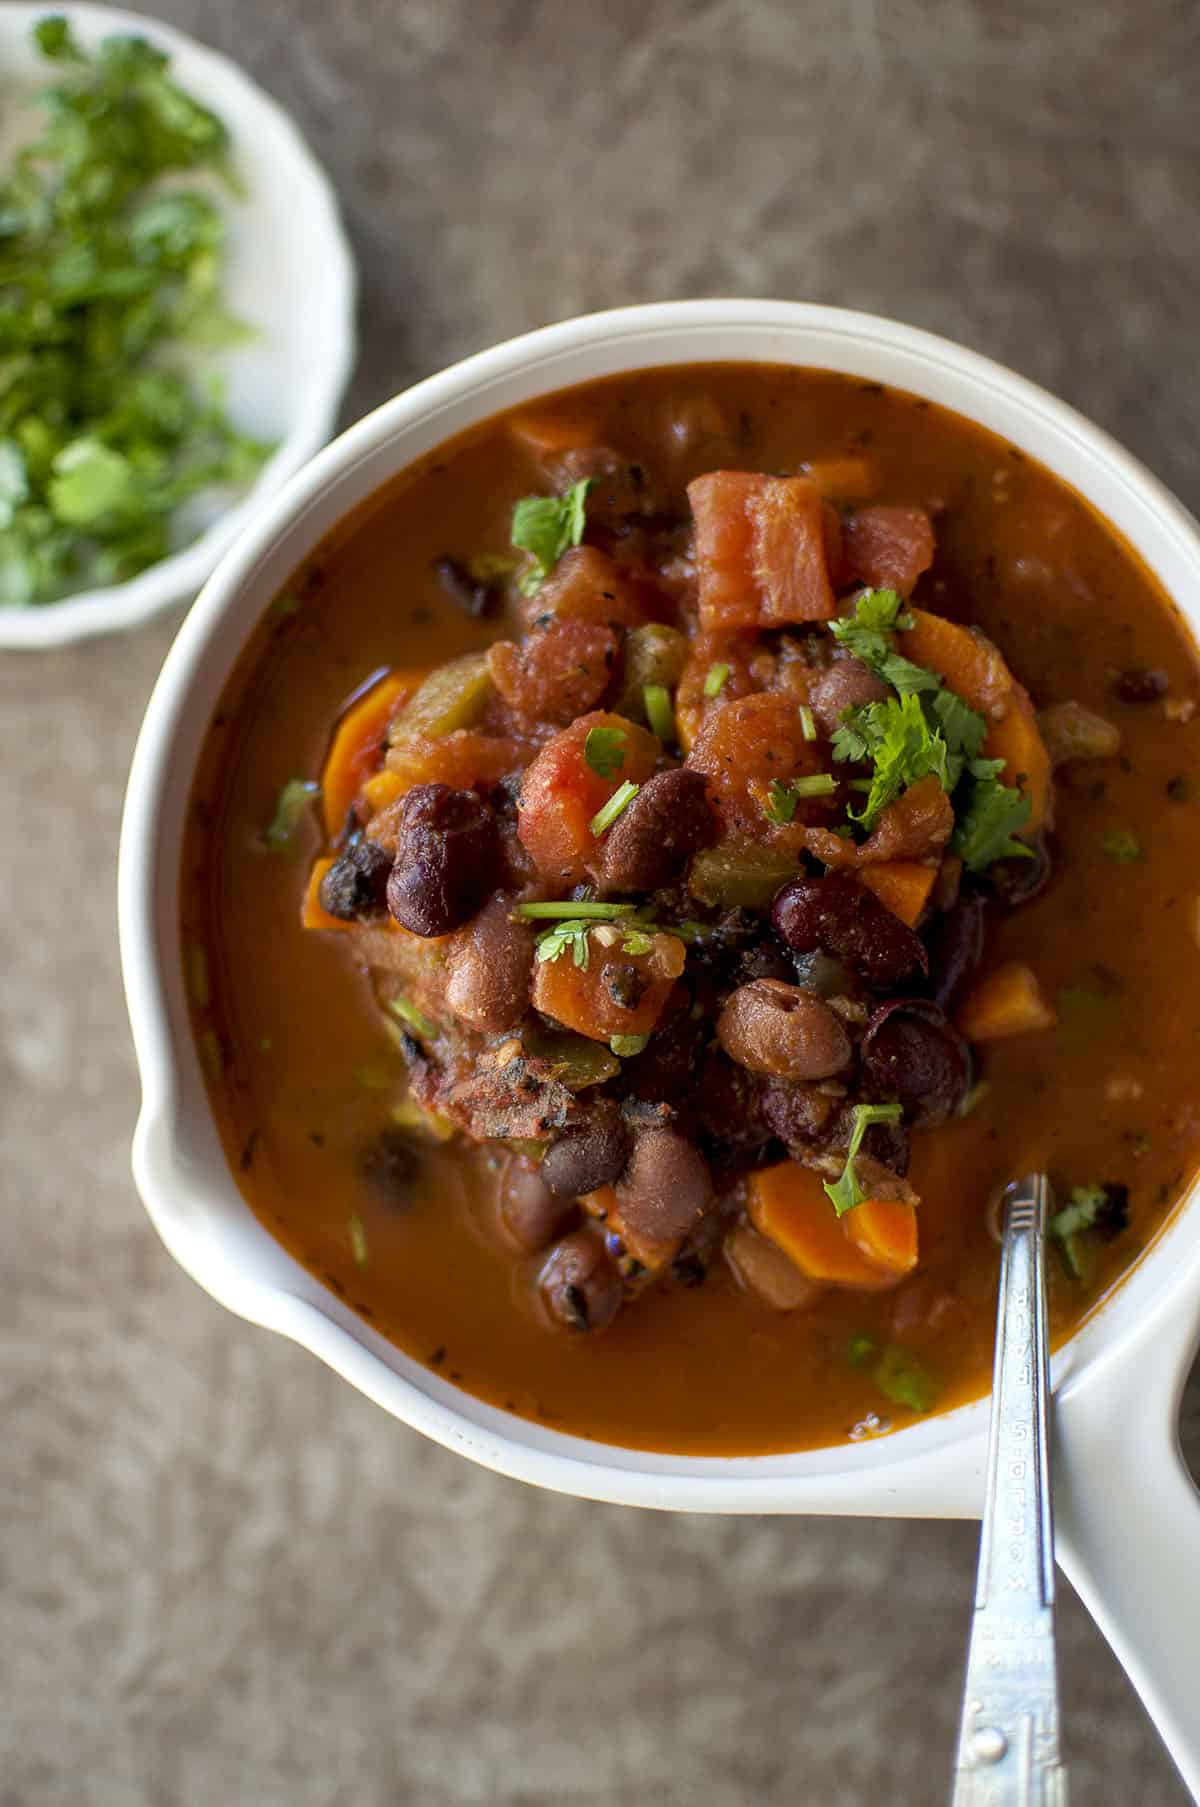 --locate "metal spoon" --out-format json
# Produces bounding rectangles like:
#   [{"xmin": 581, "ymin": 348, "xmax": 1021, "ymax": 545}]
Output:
[{"xmin": 950, "ymin": 1175, "xmax": 1069, "ymax": 1805}]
